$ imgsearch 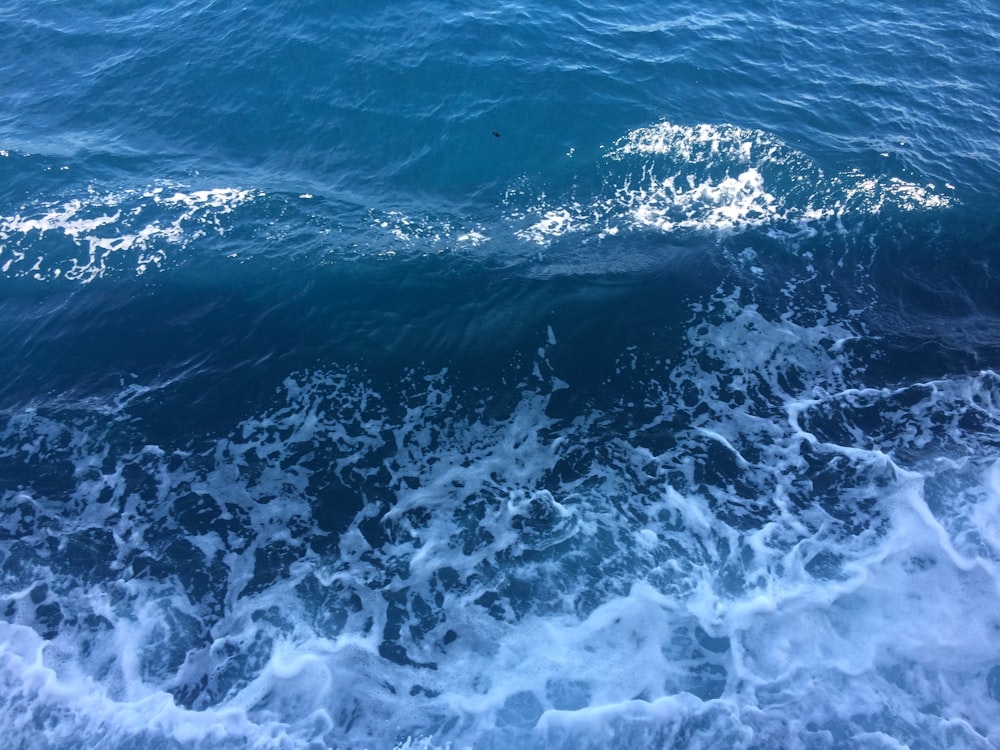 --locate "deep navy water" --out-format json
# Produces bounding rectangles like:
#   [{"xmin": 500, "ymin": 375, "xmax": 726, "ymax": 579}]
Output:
[{"xmin": 2, "ymin": 1, "xmax": 1000, "ymax": 748}]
